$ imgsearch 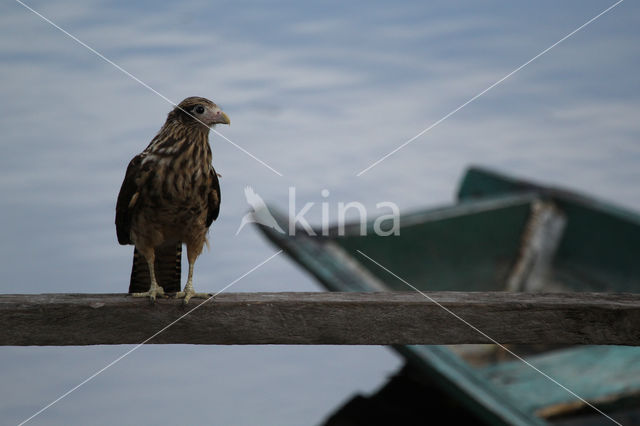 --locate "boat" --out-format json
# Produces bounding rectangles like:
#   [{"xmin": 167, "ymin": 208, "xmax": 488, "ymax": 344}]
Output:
[{"xmin": 256, "ymin": 166, "xmax": 640, "ymax": 425}]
